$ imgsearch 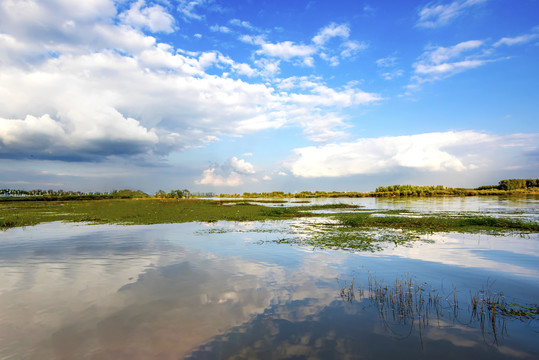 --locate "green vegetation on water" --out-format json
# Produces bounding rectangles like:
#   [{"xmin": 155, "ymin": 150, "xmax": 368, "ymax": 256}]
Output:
[
  {"xmin": 0, "ymin": 199, "xmax": 363, "ymax": 230},
  {"xmin": 2, "ymin": 192, "xmax": 538, "ymax": 254},
  {"xmin": 1, "ymin": 199, "xmax": 537, "ymax": 237},
  {"xmin": 337, "ymin": 213, "xmax": 539, "ymax": 232},
  {"xmin": 271, "ymin": 212, "xmax": 539, "ymax": 252}
]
